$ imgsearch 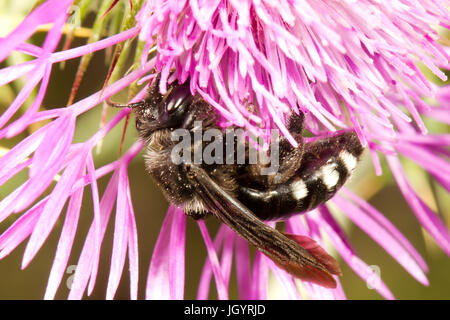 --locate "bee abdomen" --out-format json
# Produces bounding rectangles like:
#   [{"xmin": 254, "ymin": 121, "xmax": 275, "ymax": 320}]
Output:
[{"xmin": 238, "ymin": 150, "xmax": 359, "ymax": 221}]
